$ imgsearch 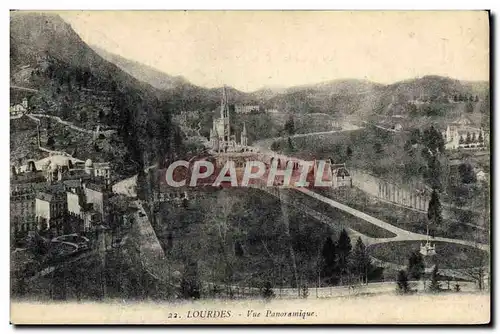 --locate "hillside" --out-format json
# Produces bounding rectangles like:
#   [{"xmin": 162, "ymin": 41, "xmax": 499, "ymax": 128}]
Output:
[
  {"xmin": 265, "ymin": 76, "xmax": 489, "ymax": 119},
  {"xmin": 90, "ymin": 45, "xmax": 489, "ymax": 125},
  {"xmin": 92, "ymin": 45, "xmax": 190, "ymax": 91},
  {"xmin": 10, "ymin": 12, "xmax": 180, "ymax": 176},
  {"xmin": 91, "ymin": 46, "xmax": 261, "ymax": 114}
]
